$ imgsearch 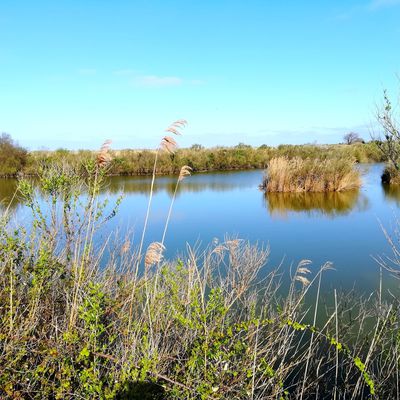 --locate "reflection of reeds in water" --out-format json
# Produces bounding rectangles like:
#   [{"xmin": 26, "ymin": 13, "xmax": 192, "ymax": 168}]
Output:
[
  {"xmin": 104, "ymin": 176, "xmax": 244, "ymax": 196},
  {"xmin": 382, "ymin": 183, "xmax": 400, "ymax": 205},
  {"xmin": 265, "ymin": 189, "xmax": 367, "ymax": 217}
]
